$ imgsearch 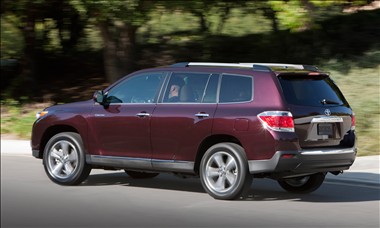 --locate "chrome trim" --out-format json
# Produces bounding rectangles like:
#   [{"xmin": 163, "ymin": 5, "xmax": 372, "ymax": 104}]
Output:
[
  {"xmin": 87, "ymin": 155, "xmax": 194, "ymax": 173},
  {"xmin": 187, "ymin": 62, "xmax": 309, "ymax": 70},
  {"xmin": 136, "ymin": 112, "xmax": 150, "ymax": 117},
  {"xmin": 311, "ymin": 116, "xmax": 343, "ymax": 123},
  {"xmin": 240, "ymin": 63, "xmax": 305, "ymax": 69},
  {"xmin": 188, "ymin": 62, "xmax": 253, "ymax": 68},
  {"xmin": 195, "ymin": 113, "xmax": 209, "ymax": 118},
  {"xmin": 300, "ymin": 147, "xmax": 356, "ymax": 156}
]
